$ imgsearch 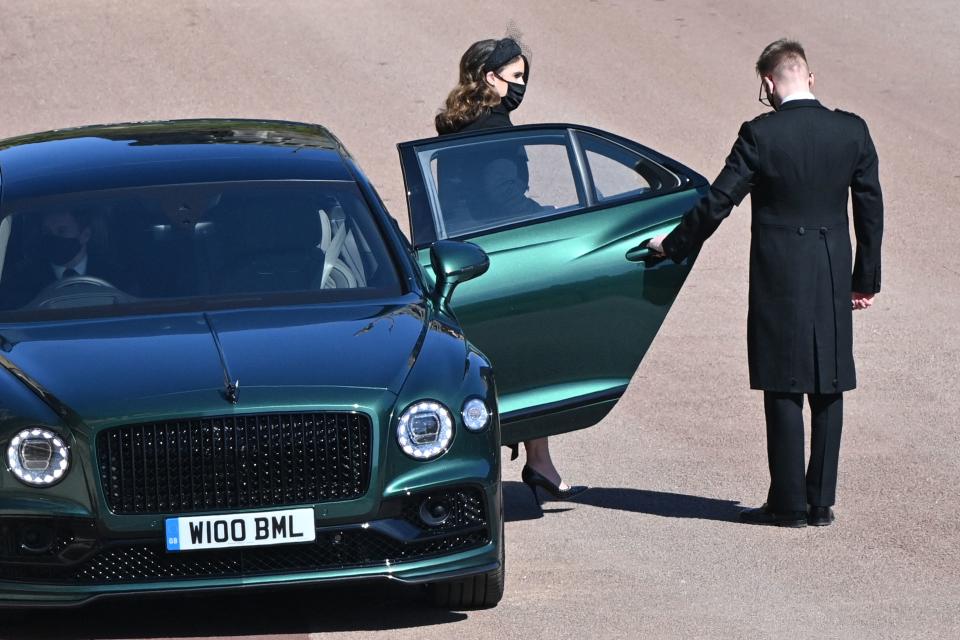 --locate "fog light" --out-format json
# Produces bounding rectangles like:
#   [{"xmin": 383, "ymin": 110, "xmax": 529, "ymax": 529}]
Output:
[
  {"xmin": 419, "ymin": 497, "xmax": 452, "ymax": 527},
  {"xmin": 18, "ymin": 525, "xmax": 54, "ymax": 555},
  {"xmin": 7, "ymin": 428, "xmax": 70, "ymax": 487}
]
